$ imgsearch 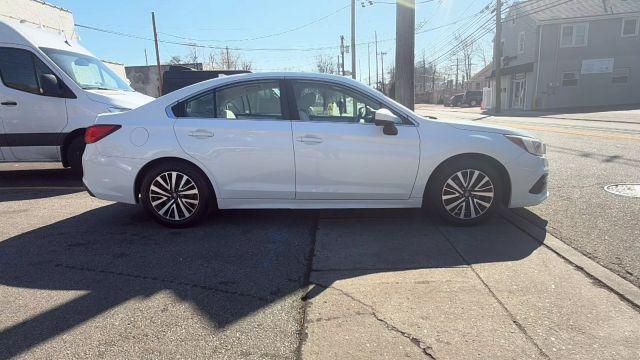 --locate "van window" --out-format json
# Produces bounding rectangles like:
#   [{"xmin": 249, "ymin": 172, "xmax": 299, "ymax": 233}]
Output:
[
  {"xmin": 0, "ymin": 47, "xmax": 40, "ymax": 94},
  {"xmin": 41, "ymin": 47, "xmax": 132, "ymax": 92}
]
